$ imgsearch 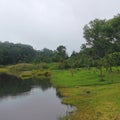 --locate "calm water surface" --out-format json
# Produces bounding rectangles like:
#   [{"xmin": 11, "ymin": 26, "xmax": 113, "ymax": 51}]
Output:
[{"xmin": 0, "ymin": 74, "xmax": 74, "ymax": 120}]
